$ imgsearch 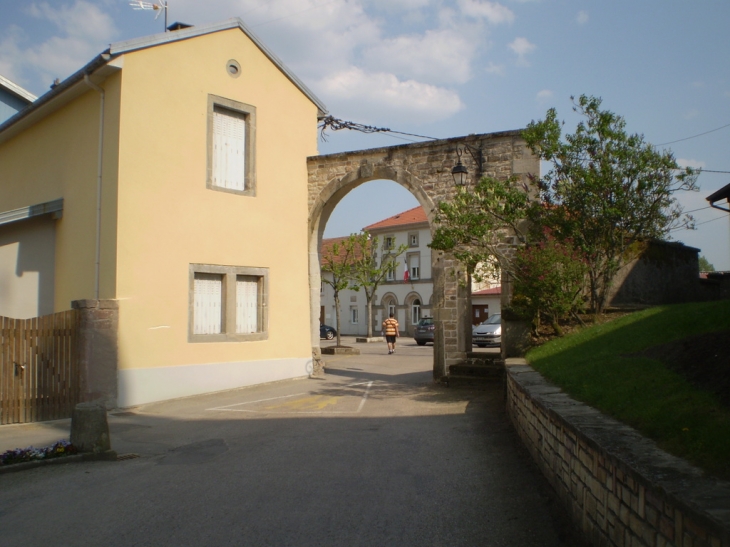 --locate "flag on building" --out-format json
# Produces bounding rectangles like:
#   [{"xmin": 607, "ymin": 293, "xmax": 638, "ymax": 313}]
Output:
[{"xmin": 403, "ymin": 259, "xmax": 409, "ymax": 282}]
